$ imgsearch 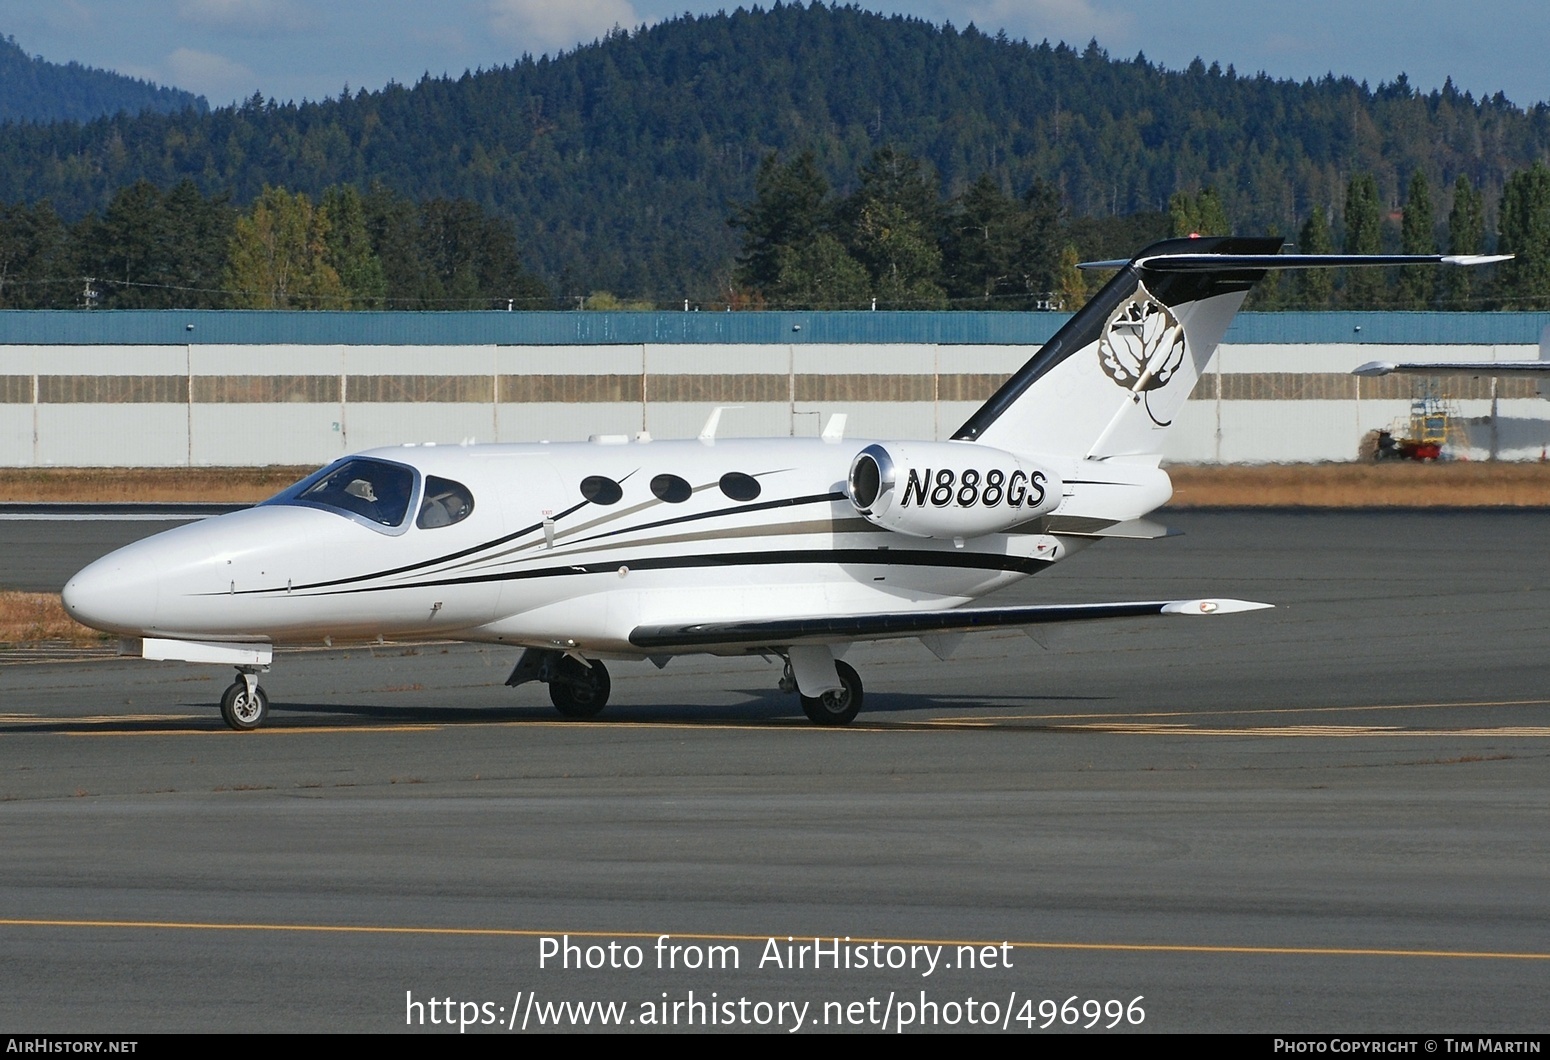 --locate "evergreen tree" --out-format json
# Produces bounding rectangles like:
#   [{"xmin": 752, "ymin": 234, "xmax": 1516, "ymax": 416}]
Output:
[
  {"xmin": 73, "ymin": 179, "xmax": 233, "ymax": 308},
  {"xmin": 0, "ymin": 200, "xmax": 68, "ymax": 308},
  {"xmin": 1342, "ymin": 174, "xmax": 1382, "ymax": 307},
  {"xmin": 730, "ymin": 151, "xmax": 831, "ymax": 296},
  {"xmin": 840, "ymin": 146, "xmax": 946, "ymax": 308},
  {"xmin": 413, "ymin": 198, "xmax": 550, "ymax": 309},
  {"xmin": 321, "ymin": 185, "xmax": 387, "ymax": 308},
  {"xmin": 943, "ymin": 173, "xmax": 1021, "ymax": 306},
  {"xmin": 1397, "ymin": 170, "xmax": 1436, "ymax": 309},
  {"xmin": 771, "ymin": 232, "xmax": 870, "ymax": 309},
  {"xmin": 1015, "ymin": 177, "xmax": 1066, "ymax": 307},
  {"xmin": 1295, "ymin": 207, "xmax": 1335, "ymax": 308},
  {"xmin": 91, "ymin": 181, "xmax": 171, "ymax": 308},
  {"xmin": 1444, "ymin": 175, "xmax": 1485, "ymax": 309},
  {"xmin": 1167, "ymin": 186, "xmax": 1230, "ymax": 237},
  {"xmin": 160, "ymin": 179, "xmax": 235, "ymax": 309},
  {"xmin": 361, "ymin": 182, "xmax": 422, "ymax": 305},
  {"xmin": 1496, "ymin": 163, "xmax": 1550, "ymax": 309},
  {"xmin": 1054, "ymin": 244, "xmax": 1087, "ymax": 310}
]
